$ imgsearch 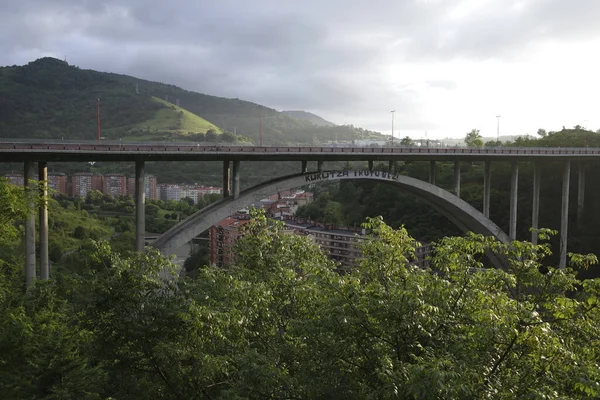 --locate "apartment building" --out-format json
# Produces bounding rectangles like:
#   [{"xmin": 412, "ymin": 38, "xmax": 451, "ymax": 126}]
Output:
[
  {"xmin": 4, "ymin": 172, "xmax": 24, "ymax": 186},
  {"xmin": 71, "ymin": 173, "xmax": 103, "ymax": 197},
  {"xmin": 209, "ymin": 215, "xmax": 251, "ymax": 267},
  {"xmin": 103, "ymin": 174, "xmax": 128, "ymax": 197},
  {"xmin": 126, "ymin": 175, "xmax": 158, "ymax": 199},
  {"xmin": 48, "ymin": 173, "xmax": 68, "ymax": 195}
]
